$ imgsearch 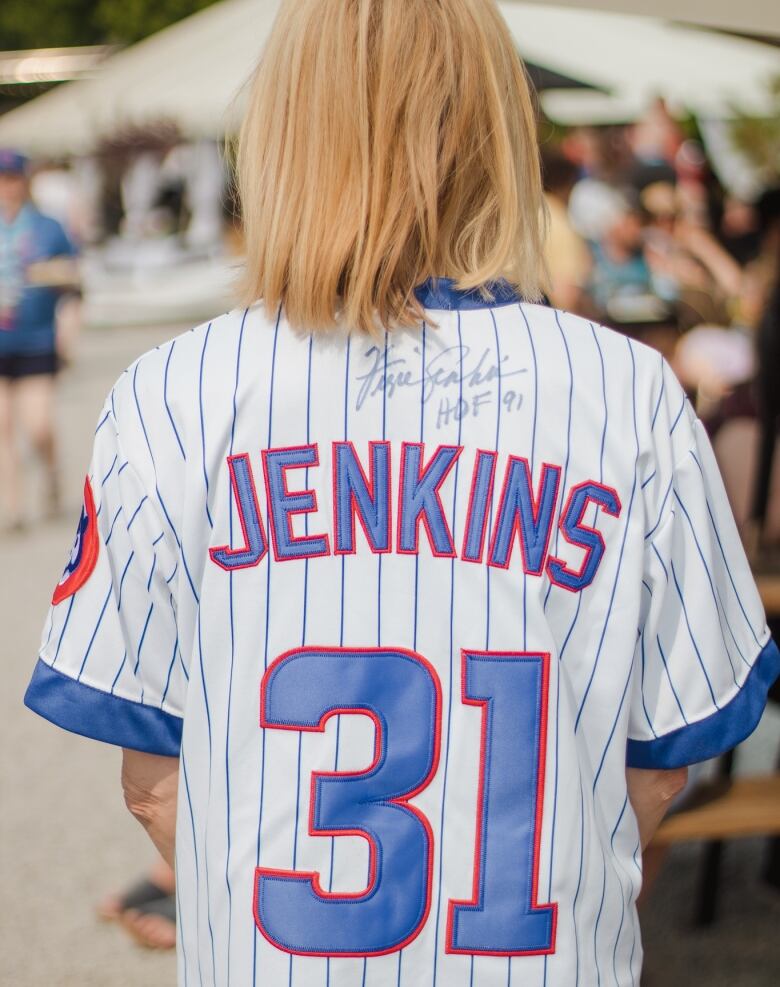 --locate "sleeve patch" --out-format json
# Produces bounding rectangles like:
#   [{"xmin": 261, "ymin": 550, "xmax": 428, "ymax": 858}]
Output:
[{"xmin": 52, "ymin": 476, "xmax": 99, "ymax": 605}]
